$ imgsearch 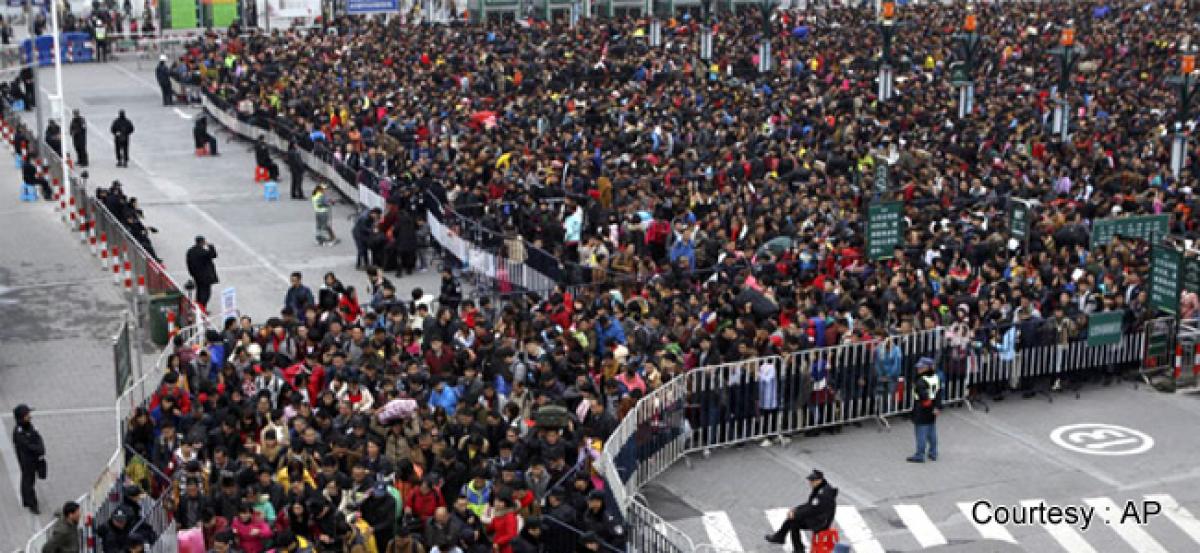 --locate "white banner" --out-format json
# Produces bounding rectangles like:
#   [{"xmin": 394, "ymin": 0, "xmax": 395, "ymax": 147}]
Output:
[{"xmin": 264, "ymin": 0, "xmax": 321, "ymax": 19}]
